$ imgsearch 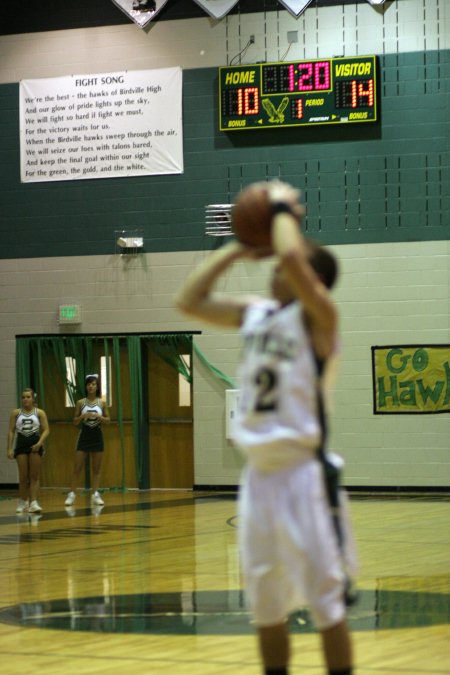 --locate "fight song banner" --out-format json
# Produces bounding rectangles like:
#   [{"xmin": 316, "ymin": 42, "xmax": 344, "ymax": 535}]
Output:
[
  {"xmin": 20, "ymin": 67, "xmax": 183, "ymax": 183},
  {"xmin": 371, "ymin": 345, "xmax": 450, "ymax": 414}
]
